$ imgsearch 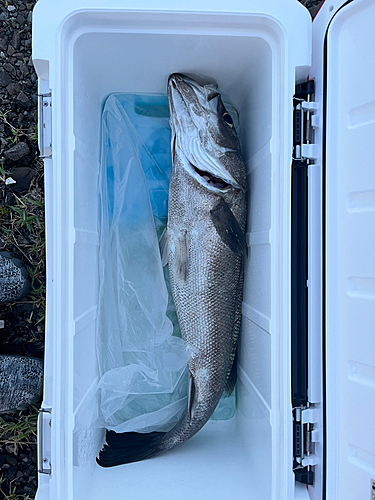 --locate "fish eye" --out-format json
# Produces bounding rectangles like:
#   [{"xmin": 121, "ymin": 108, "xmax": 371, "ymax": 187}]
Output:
[{"xmin": 223, "ymin": 112, "xmax": 234, "ymax": 128}]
